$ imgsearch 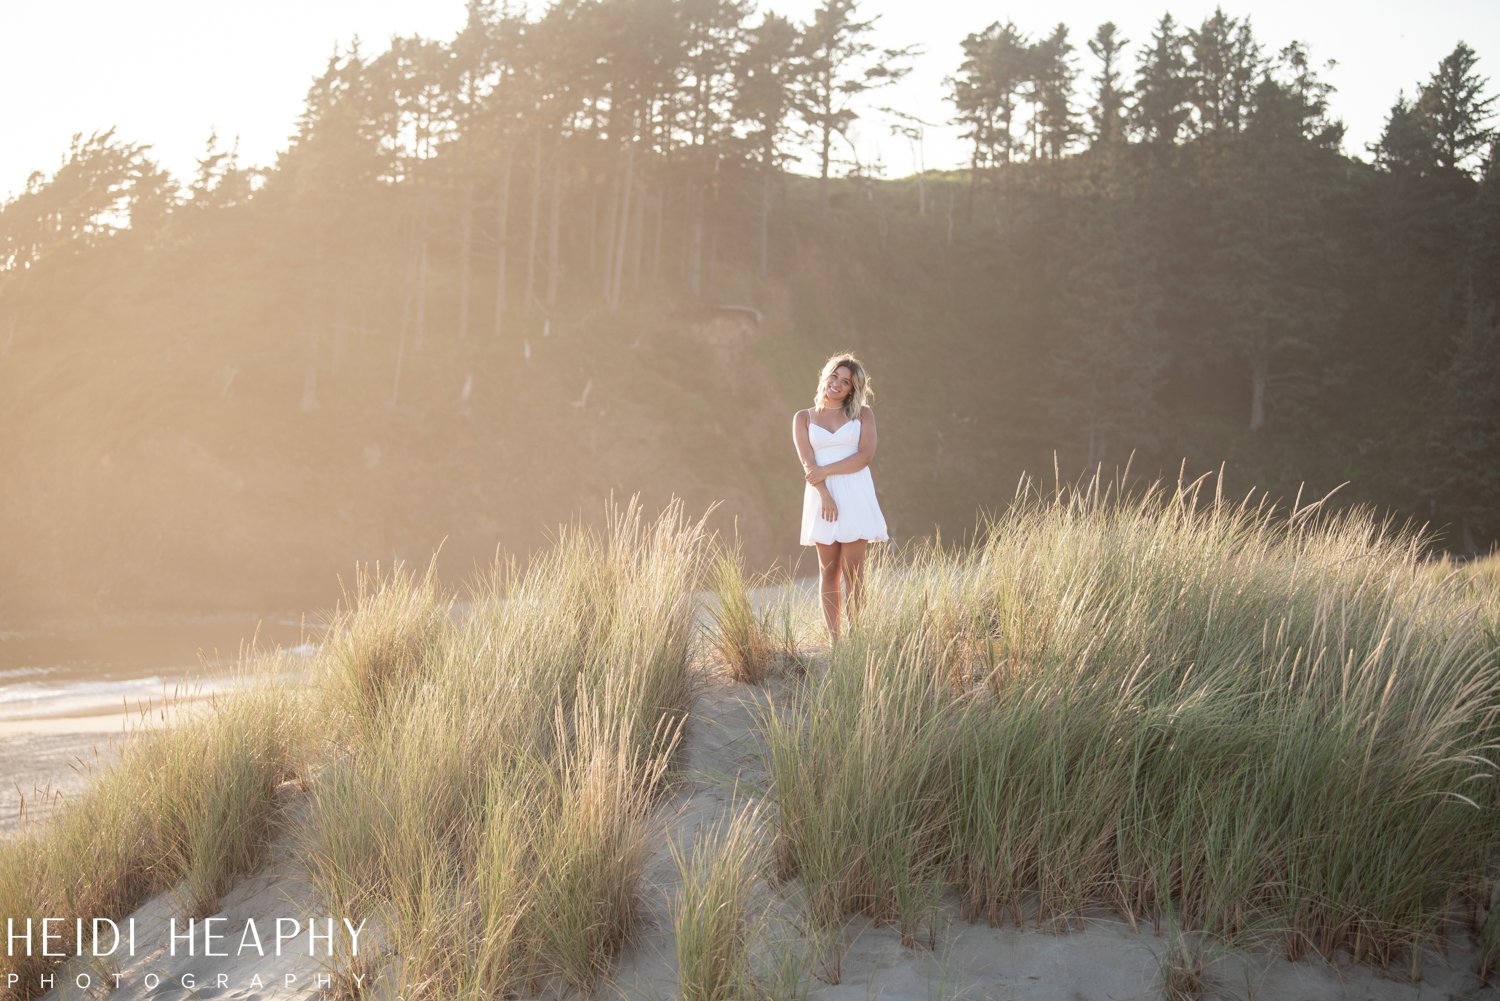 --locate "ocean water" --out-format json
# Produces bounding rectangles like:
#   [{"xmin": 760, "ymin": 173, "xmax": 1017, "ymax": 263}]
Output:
[
  {"xmin": 0, "ymin": 580, "xmax": 823, "ymax": 726},
  {"xmin": 0, "ymin": 614, "xmax": 321, "ymax": 725}
]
